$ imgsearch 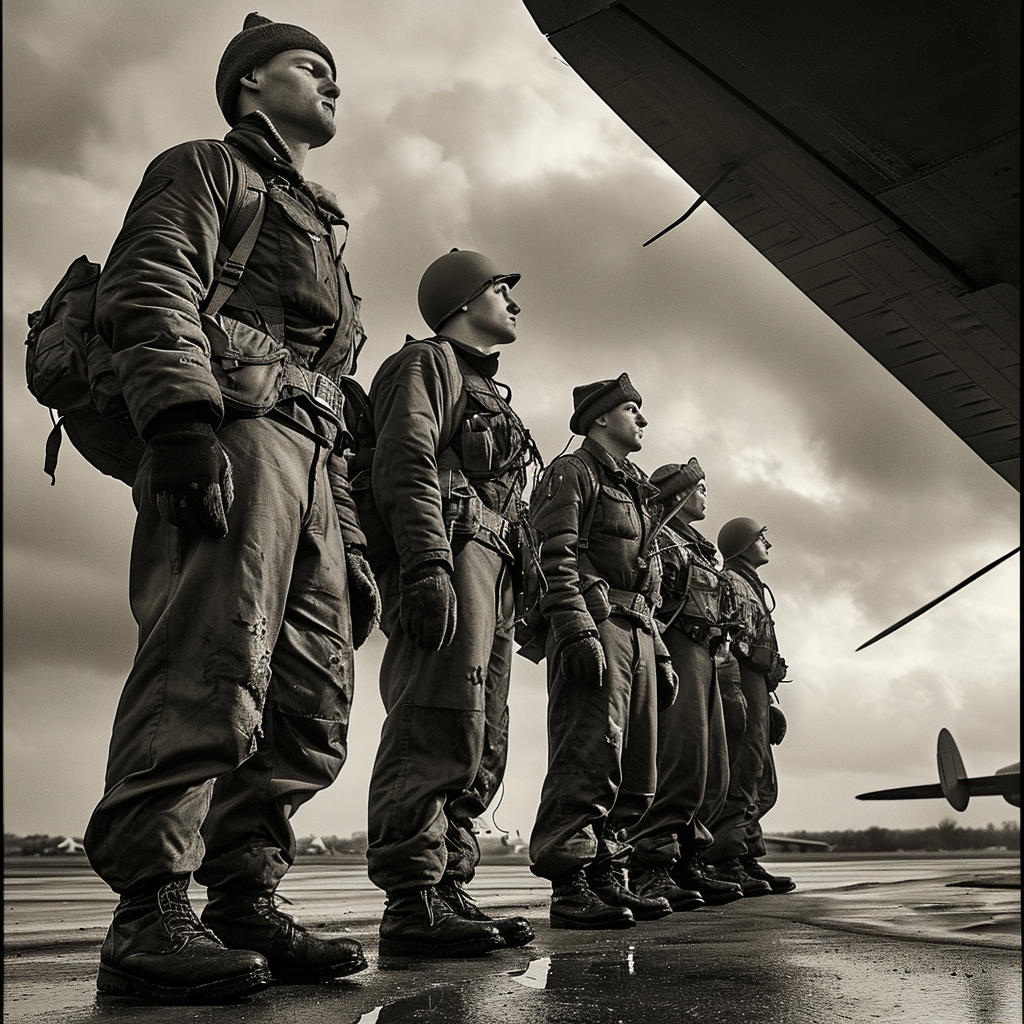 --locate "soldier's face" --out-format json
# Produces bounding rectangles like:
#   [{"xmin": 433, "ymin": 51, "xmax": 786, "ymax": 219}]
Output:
[
  {"xmin": 465, "ymin": 281, "xmax": 520, "ymax": 345},
  {"xmin": 602, "ymin": 401, "xmax": 646, "ymax": 452},
  {"xmin": 682, "ymin": 480, "xmax": 708, "ymax": 520},
  {"xmin": 246, "ymin": 50, "xmax": 340, "ymax": 148},
  {"xmin": 746, "ymin": 533, "xmax": 771, "ymax": 566}
]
